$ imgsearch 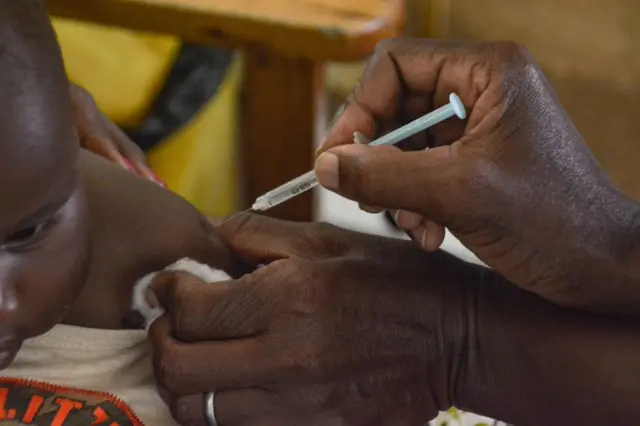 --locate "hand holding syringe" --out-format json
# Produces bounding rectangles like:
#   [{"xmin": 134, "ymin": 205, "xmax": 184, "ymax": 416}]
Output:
[{"xmin": 251, "ymin": 93, "xmax": 467, "ymax": 212}]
